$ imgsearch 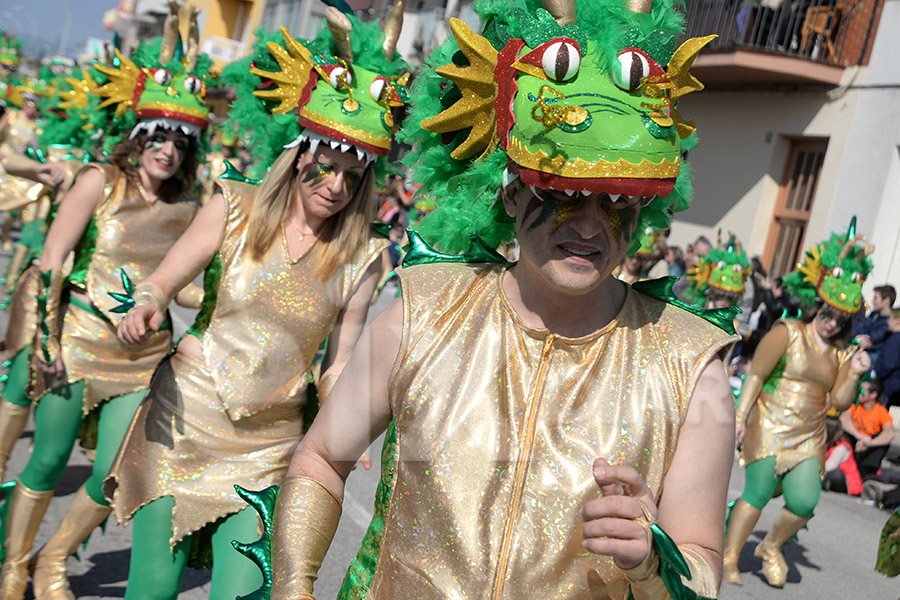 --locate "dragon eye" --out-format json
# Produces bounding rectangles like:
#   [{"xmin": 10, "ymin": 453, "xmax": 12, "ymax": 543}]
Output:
[
  {"xmin": 541, "ymin": 40, "xmax": 580, "ymax": 82},
  {"xmin": 732, "ymin": 264, "xmax": 743, "ymax": 272},
  {"xmin": 183, "ymin": 75, "xmax": 202, "ymax": 94},
  {"xmin": 369, "ymin": 78, "xmax": 387, "ymax": 102},
  {"xmin": 716, "ymin": 261, "xmax": 726, "ymax": 270},
  {"xmin": 851, "ymin": 272, "xmax": 863, "ymax": 283},
  {"xmin": 329, "ymin": 66, "xmax": 353, "ymax": 90},
  {"xmin": 614, "ymin": 49, "xmax": 653, "ymax": 92},
  {"xmin": 151, "ymin": 69, "xmax": 172, "ymax": 86},
  {"xmin": 831, "ymin": 267, "xmax": 844, "ymax": 278}
]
